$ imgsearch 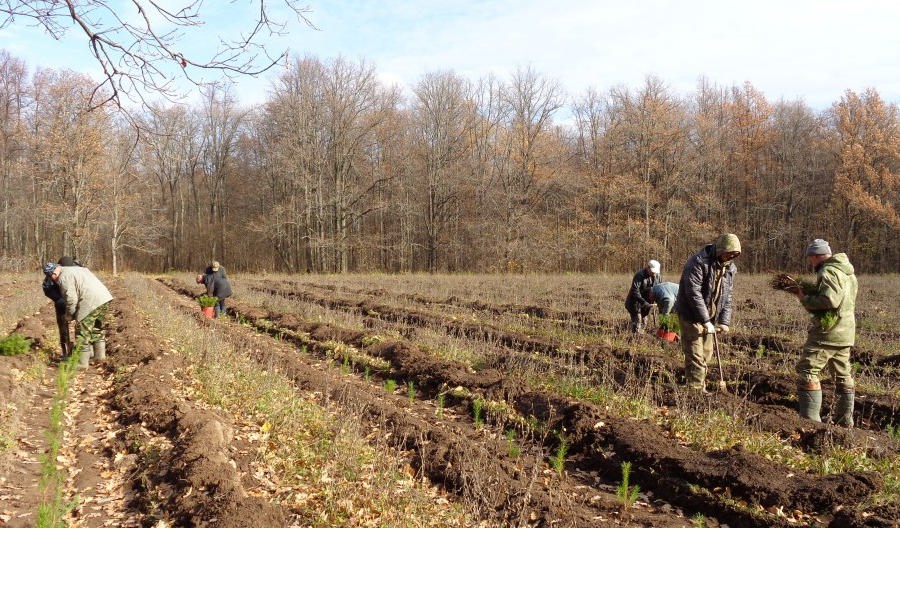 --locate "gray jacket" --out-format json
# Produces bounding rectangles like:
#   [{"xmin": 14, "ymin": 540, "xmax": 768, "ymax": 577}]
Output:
[{"xmin": 56, "ymin": 266, "xmax": 113, "ymax": 321}]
